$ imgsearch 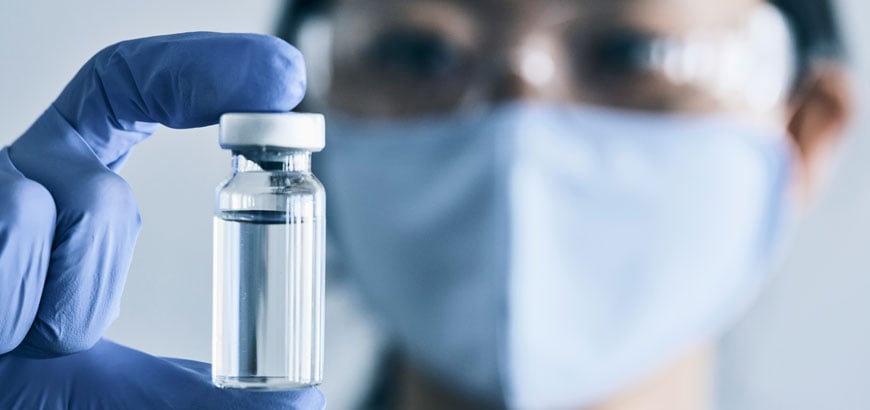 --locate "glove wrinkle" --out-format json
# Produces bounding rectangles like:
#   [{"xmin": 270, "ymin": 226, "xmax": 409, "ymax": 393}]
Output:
[{"xmin": 0, "ymin": 148, "xmax": 55, "ymax": 355}]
